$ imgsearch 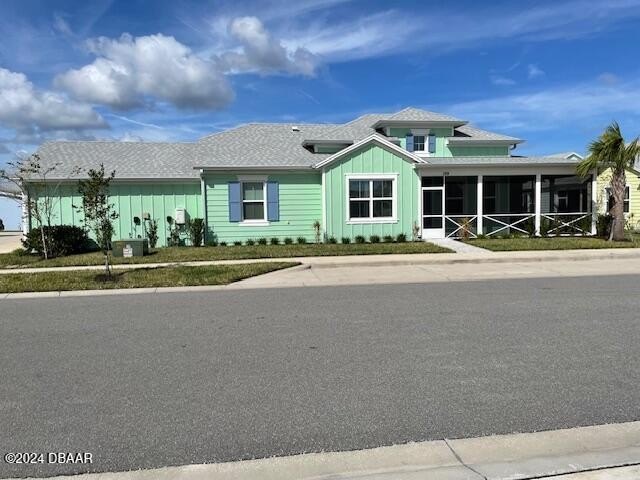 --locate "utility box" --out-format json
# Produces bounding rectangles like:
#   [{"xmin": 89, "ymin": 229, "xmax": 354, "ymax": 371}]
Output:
[
  {"xmin": 174, "ymin": 208, "xmax": 186, "ymax": 225},
  {"xmin": 112, "ymin": 239, "xmax": 149, "ymax": 257}
]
